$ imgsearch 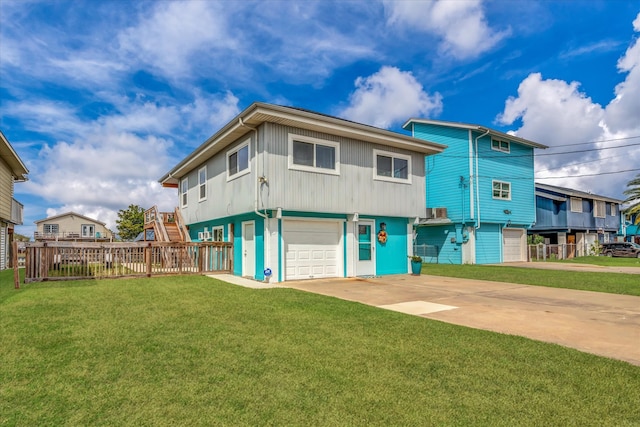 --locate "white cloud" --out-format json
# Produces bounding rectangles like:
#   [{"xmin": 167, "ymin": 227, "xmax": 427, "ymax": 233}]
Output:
[
  {"xmin": 118, "ymin": 1, "xmax": 236, "ymax": 78},
  {"xmin": 11, "ymin": 90, "xmax": 240, "ymax": 232},
  {"xmin": 181, "ymin": 91, "xmax": 241, "ymax": 136},
  {"xmin": 340, "ymin": 66, "xmax": 442, "ymax": 129},
  {"xmin": 383, "ymin": 0, "xmax": 509, "ymax": 59},
  {"xmin": 496, "ymin": 12, "xmax": 640, "ymax": 201},
  {"xmin": 604, "ymin": 12, "xmax": 640, "ymax": 136}
]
